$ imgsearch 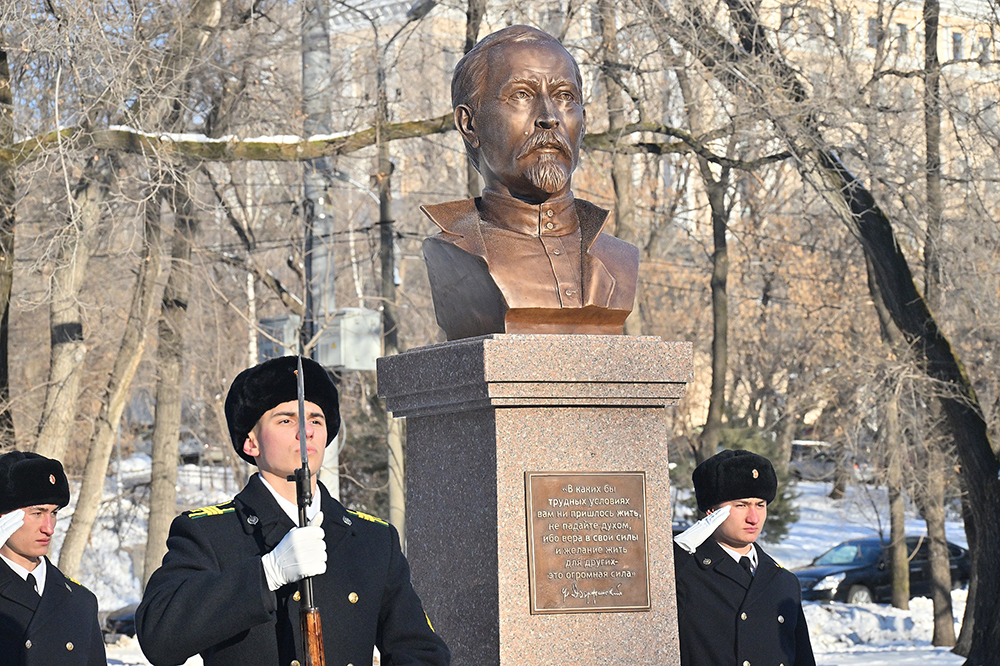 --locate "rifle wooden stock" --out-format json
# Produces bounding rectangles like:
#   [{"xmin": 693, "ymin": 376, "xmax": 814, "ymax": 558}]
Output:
[{"xmin": 300, "ymin": 606, "xmax": 325, "ymax": 666}]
